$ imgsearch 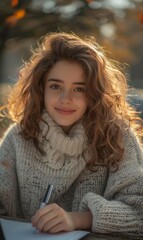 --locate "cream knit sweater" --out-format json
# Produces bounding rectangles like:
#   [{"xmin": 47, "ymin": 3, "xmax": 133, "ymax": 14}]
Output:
[{"xmin": 0, "ymin": 112, "xmax": 143, "ymax": 234}]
